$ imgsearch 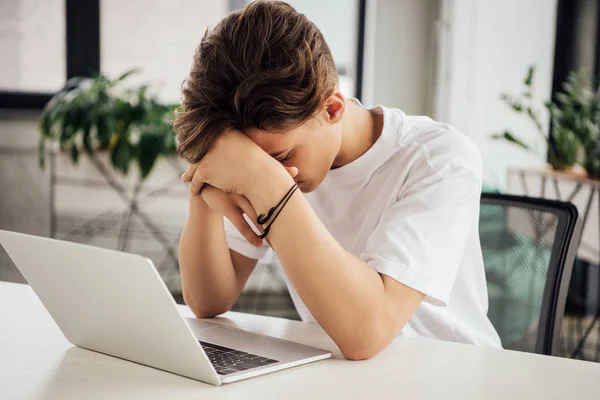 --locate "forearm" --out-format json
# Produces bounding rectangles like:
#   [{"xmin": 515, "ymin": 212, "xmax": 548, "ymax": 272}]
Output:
[
  {"xmin": 249, "ymin": 175, "xmax": 395, "ymax": 358},
  {"xmin": 179, "ymin": 195, "xmax": 240, "ymax": 317}
]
